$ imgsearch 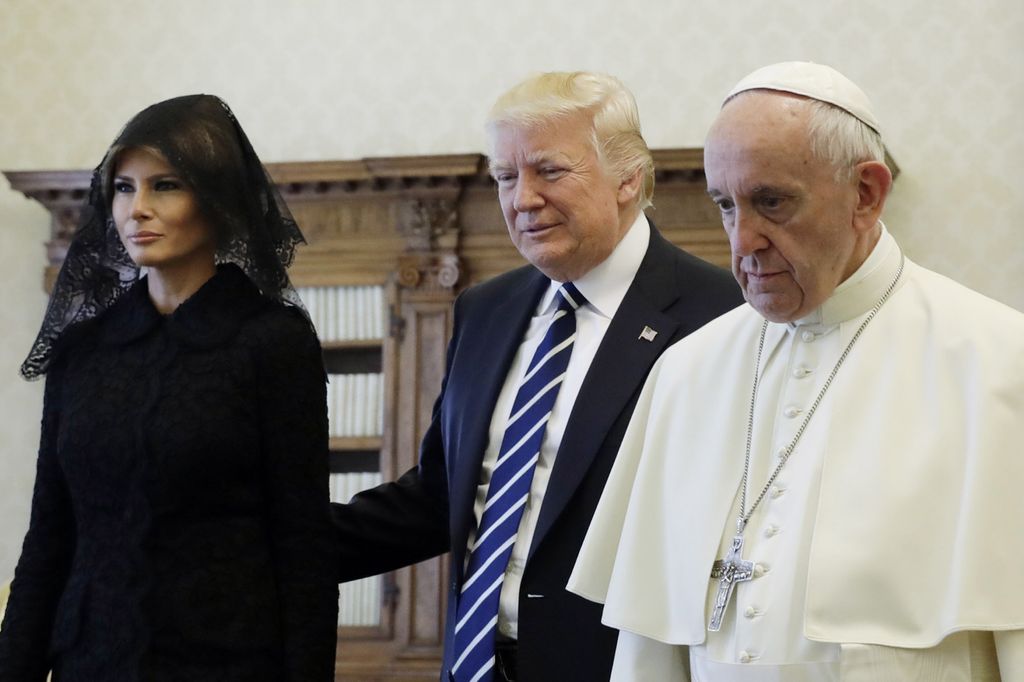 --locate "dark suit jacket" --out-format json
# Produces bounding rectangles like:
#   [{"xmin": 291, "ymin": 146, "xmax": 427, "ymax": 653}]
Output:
[{"xmin": 334, "ymin": 226, "xmax": 742, "ymax": 681}]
